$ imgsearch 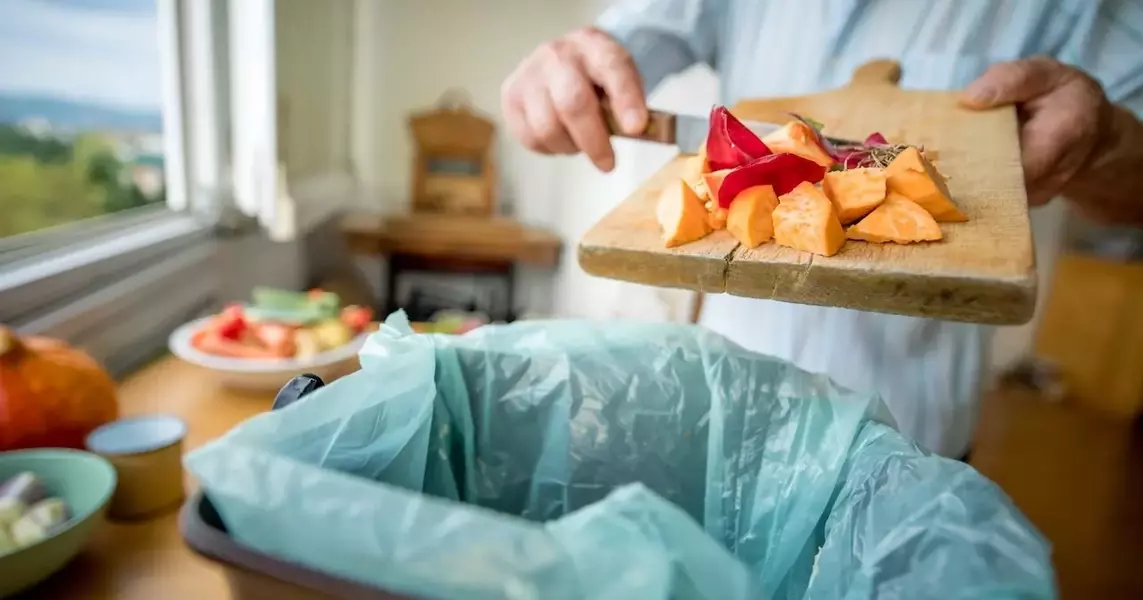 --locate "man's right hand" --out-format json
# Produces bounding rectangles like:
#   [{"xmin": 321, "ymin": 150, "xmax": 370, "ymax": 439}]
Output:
[{"xmin": 501, "ymin": 27, "xmax": 647, "ymax": 172}]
